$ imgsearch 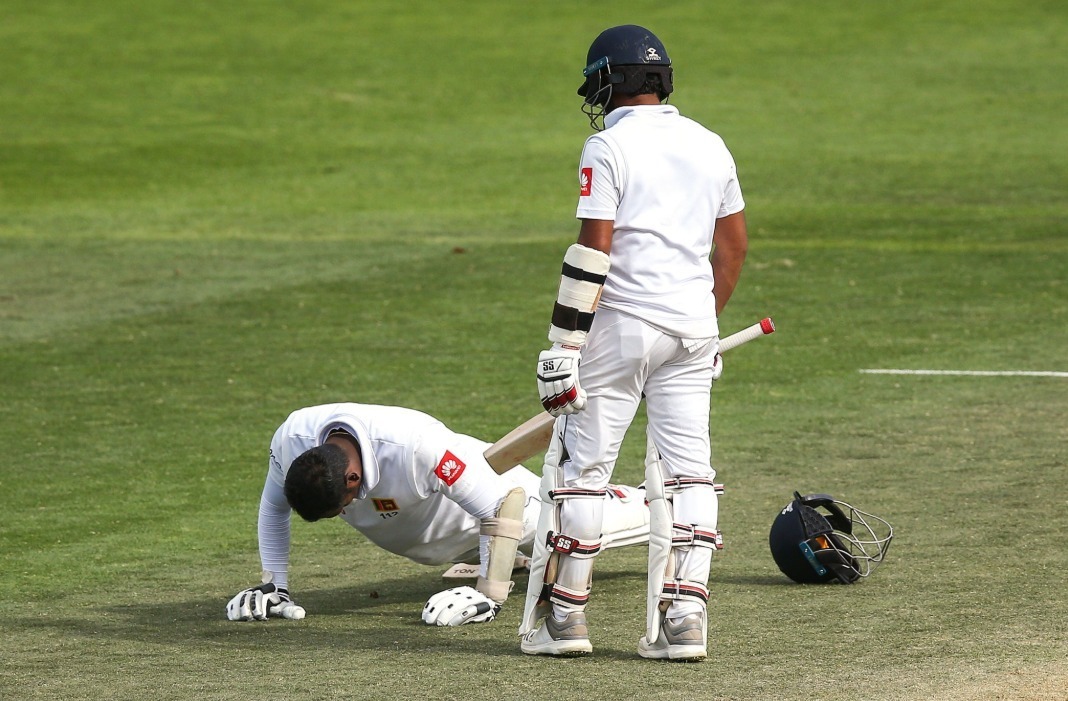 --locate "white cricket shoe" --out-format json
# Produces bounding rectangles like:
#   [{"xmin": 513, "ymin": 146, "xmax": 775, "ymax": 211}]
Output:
[
  {"xmin": 637, "ymin": 614, "xmax": 707, "ymax": 662},
  {"xmin": 520, "ymin": 611, "xmax": 593, "ymax": 657}
]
